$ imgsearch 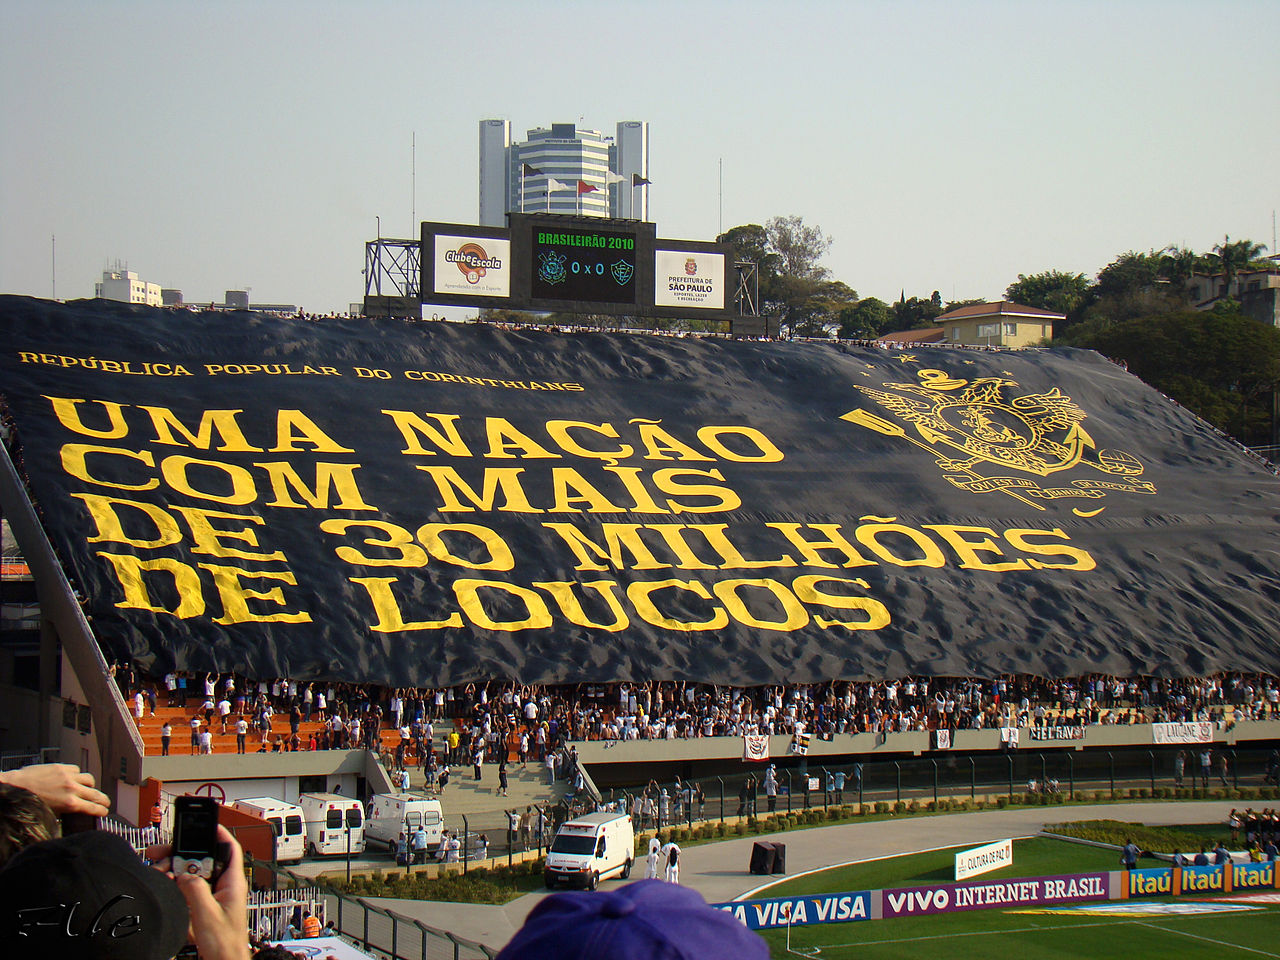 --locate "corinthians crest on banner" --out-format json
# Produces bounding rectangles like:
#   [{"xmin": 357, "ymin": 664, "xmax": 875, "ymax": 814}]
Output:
[{"xmin": 842, "ymin": 366, "xmax": 1157, "ymax": 514}]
